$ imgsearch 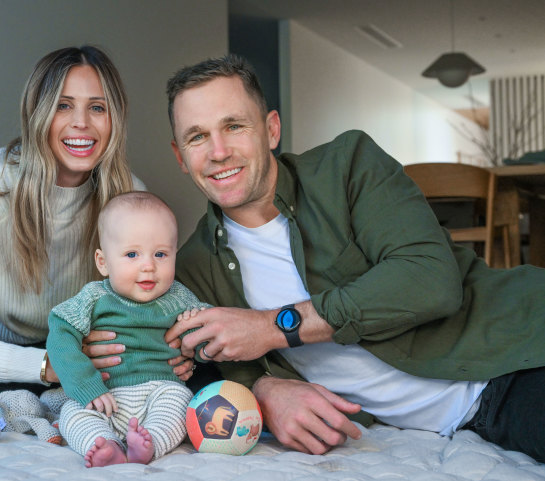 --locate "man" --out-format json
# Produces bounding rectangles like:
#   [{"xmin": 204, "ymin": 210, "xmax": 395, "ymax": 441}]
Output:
[{"xmin": 165, "ymin": 54, "xmax": 545, "ymax": 461}]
